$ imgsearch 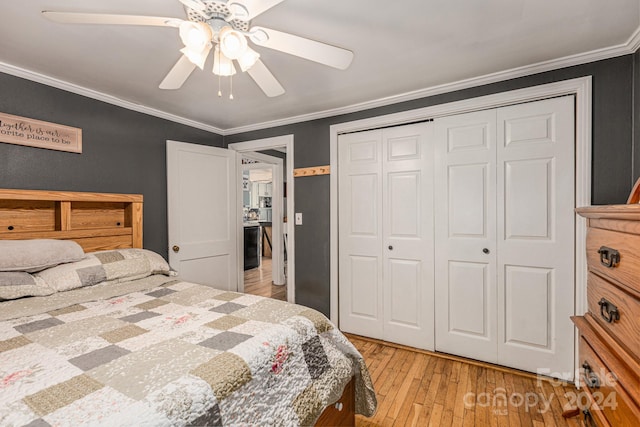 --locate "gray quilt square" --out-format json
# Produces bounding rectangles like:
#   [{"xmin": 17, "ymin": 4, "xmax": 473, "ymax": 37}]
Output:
[
  {"xmin": 15, "ymin": 317, "xmax": 64, "ymax": 334},
  {"xmin": 77, "ymin": 265, "xmax": 107, "ymax": 287},
  {"xmin": 302, "ymin": 335, "xmax": 329, "ymax": 380},
  {"xmin": 0, "ymin": 271, "xmax": 36, "ymax": 286},
  {"xmin": 188, "ymin": 403, "xmax": 222, "ymax": 427},
  {"xmin": 93, "ymin": 251, "xmax": 125, "ymax": 264},
  {"xmin": 210, "ymin": 302, "xmax": 245, "ymax": 314},
  {"xmin": 146, "ymin": 288, "xmax": 177, "ymax": 298},
  {"xmin": 69, "ymin": 344, "xmax": 130, "ymax": 371},
  {"xmin": 120, "ymin": 311, "xmax": 160, "ymax": 323},
  {"xmin": 23, "ymin": 419, "xmax": 51, "ymax": 427},
  {"xmin": 198, "ymin": 331, "xmax": 252, "ymax": 351}
]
